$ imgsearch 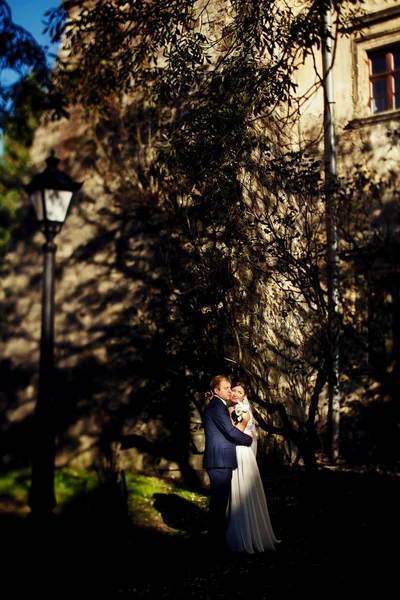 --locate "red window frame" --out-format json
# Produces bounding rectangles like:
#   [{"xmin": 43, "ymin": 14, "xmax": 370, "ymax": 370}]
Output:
[{"xmin": 369, "ymin": 44, "xmax": 400, "ymax": 114}]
